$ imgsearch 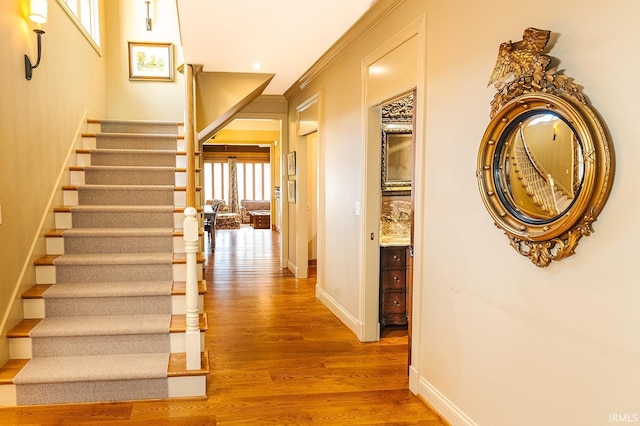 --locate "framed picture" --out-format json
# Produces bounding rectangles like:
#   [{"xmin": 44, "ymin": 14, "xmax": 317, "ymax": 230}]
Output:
[
  {"xmin": 287, "ymin": 151, "xmax": 296, "ymax": 175},
  {"xmin": 288, "ymin": 180, "xmax": 296, "ymax": 203},
  {"xmin": 128, "ymin": 42, "xmax": 174, "ymax": 81}
]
